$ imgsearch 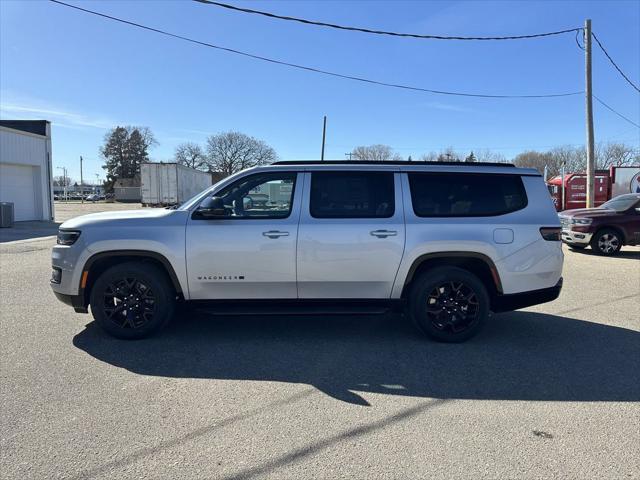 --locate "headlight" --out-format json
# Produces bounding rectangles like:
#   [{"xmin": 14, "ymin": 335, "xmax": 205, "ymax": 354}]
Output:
[
  {"xmin": 571, "ymin": 218, "xmax": 592, "ymax": 225},
  {"xmin": 57, "ymin": 230, "xmax": 81, "ymax": 245}
]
